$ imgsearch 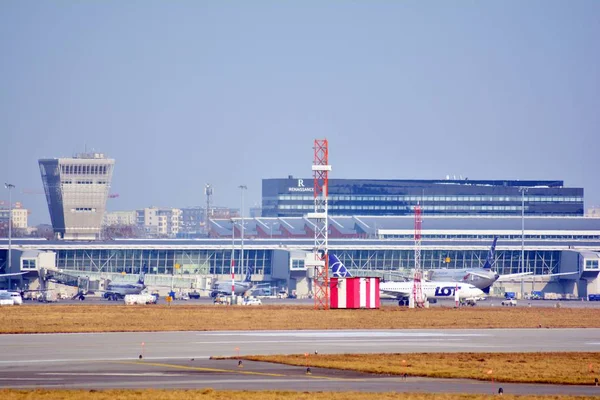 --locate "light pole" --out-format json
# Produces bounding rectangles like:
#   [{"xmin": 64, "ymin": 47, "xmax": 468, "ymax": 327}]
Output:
[
  {"xmin": 239, "ymin": 185, "xmax": 247, "ymax": 277},
  {"xmin": 4, "ymin": 183, "xmax": 14, "ymax": 274},
  {"xmin": 519, "ymin": 187, "xmax": 528, "ymax": 299},
  {"xmin": 231, "ymin": 218, "xmax": 236, "ymax": 301}
]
